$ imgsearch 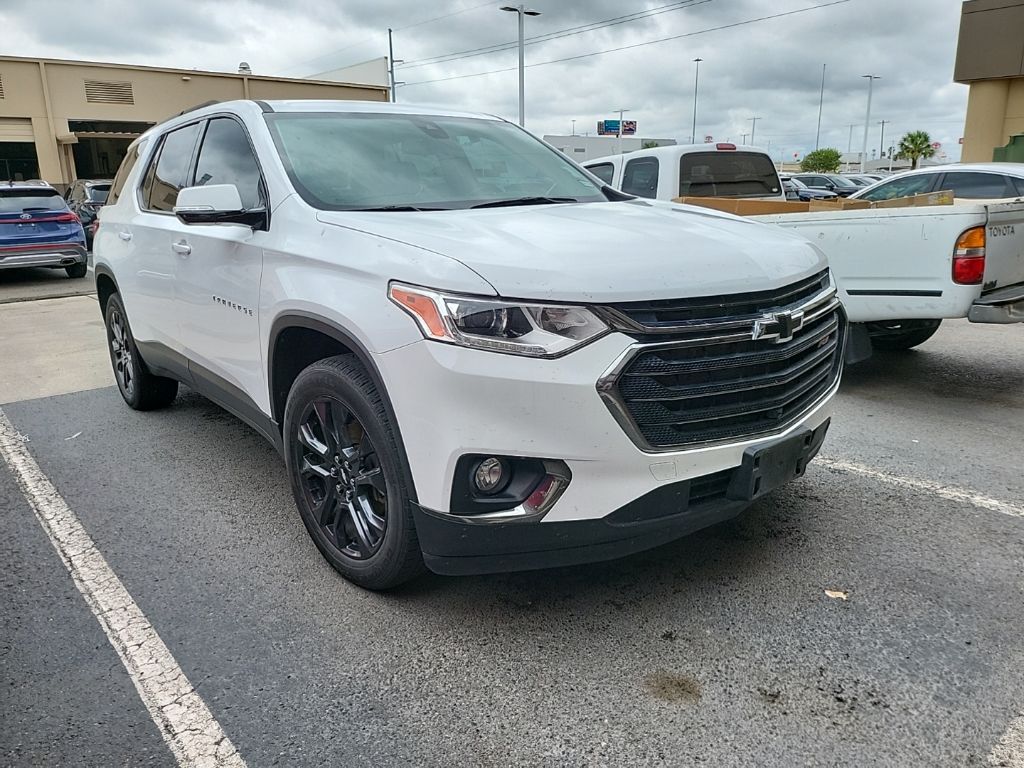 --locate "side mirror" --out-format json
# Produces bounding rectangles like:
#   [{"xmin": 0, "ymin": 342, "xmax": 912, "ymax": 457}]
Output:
[{"xmin": 173, "ymin": 184, "xmax": 267, "ymax": 229}]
